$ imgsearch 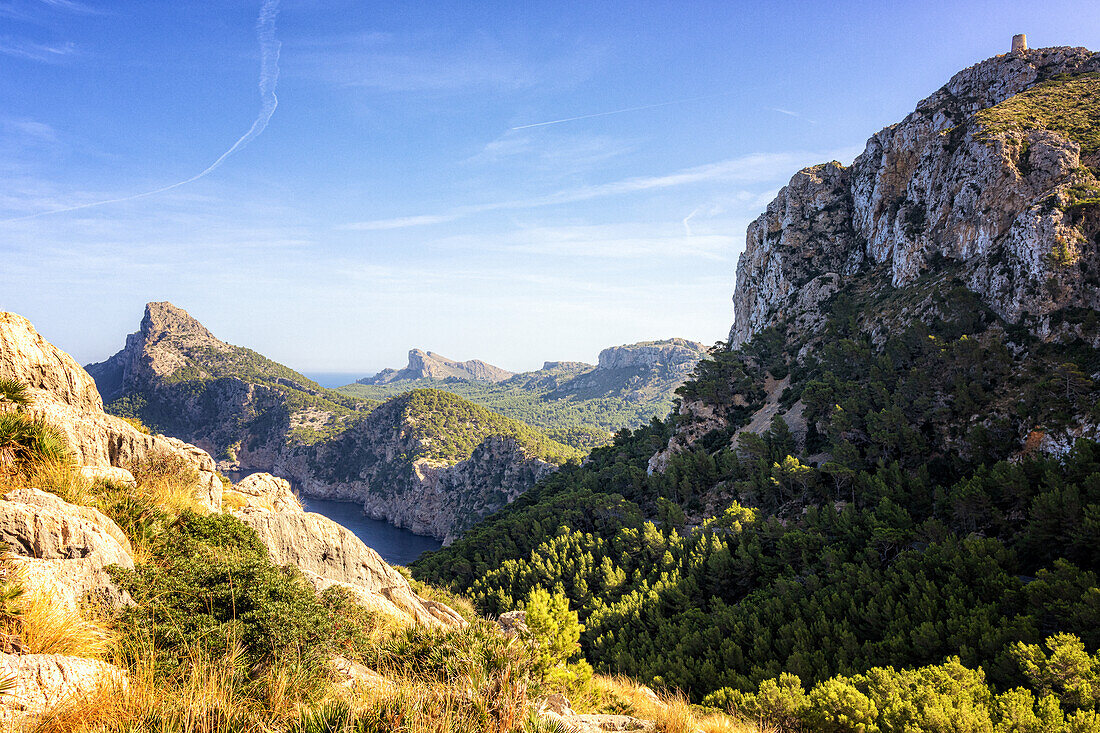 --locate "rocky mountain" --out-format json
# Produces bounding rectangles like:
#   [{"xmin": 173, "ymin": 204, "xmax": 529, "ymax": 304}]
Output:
[
  {"xmin": 341, "ymin": 338, "xmax": 709, "ymax": 442},
  {"xmin": 654, "ymin": 44, "xmax": 1100, "ymax": 472},
  {"xmin": 414, "ymin": 43, "xmax": 1100, "ymax": 718},
  {"xmin": 86, "ymin": 303, "xmax": 579, "ymax": 540},
  {"xmin": 360, "ymin": 349, "xmax": 514, "ymax": 384},
  {"xmin": 732, "ymin": 46, "xmax": 1100, "ymax": 349}
]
